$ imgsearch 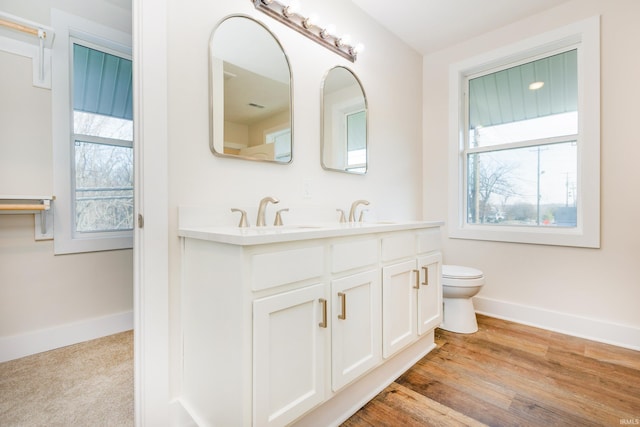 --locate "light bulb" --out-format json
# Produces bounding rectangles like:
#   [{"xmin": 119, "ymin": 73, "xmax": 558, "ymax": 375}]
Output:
[
  {"xmin": 348, "ymin": 43, "xmax": 365, "ymax": 60},
  {"xmin": 303, "ymin": 13, "xmax": 319, "ymax": 29},
  {"xmin": 529, "ymin": 81, "xmax": 545, "ymax": 90},
  {"xmin": 283, "ymin": 0, "xmax": 300, "ymax": 17},
  {"xmin": 321, "ymin": 24, "xmax": 336, "ymax": 39}
]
